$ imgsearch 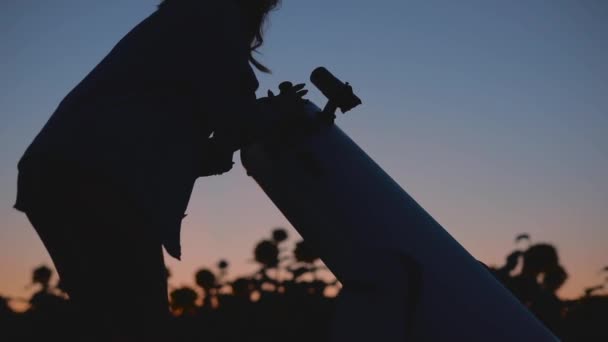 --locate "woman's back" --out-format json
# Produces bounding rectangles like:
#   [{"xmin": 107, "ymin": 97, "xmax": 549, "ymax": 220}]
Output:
[{"xmin": 17, "ymin": 0, "xmax": 259, "ymax": 258}]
